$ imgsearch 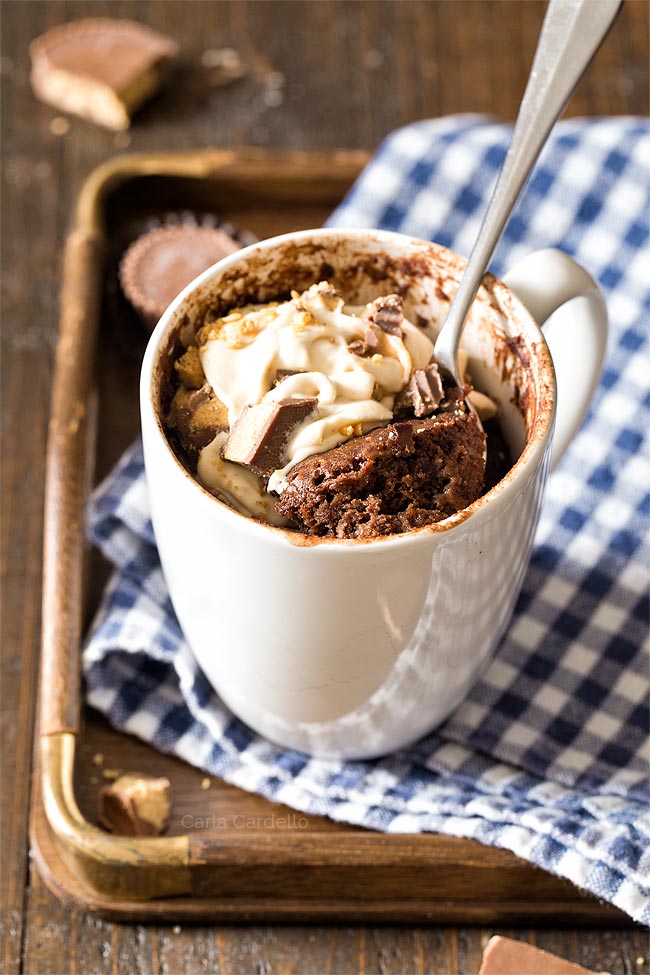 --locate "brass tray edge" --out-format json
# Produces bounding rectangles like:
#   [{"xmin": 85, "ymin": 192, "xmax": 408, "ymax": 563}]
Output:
[{"xmin": 73, "ymin": 147, "xmax": 370, "ymax": 233}]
